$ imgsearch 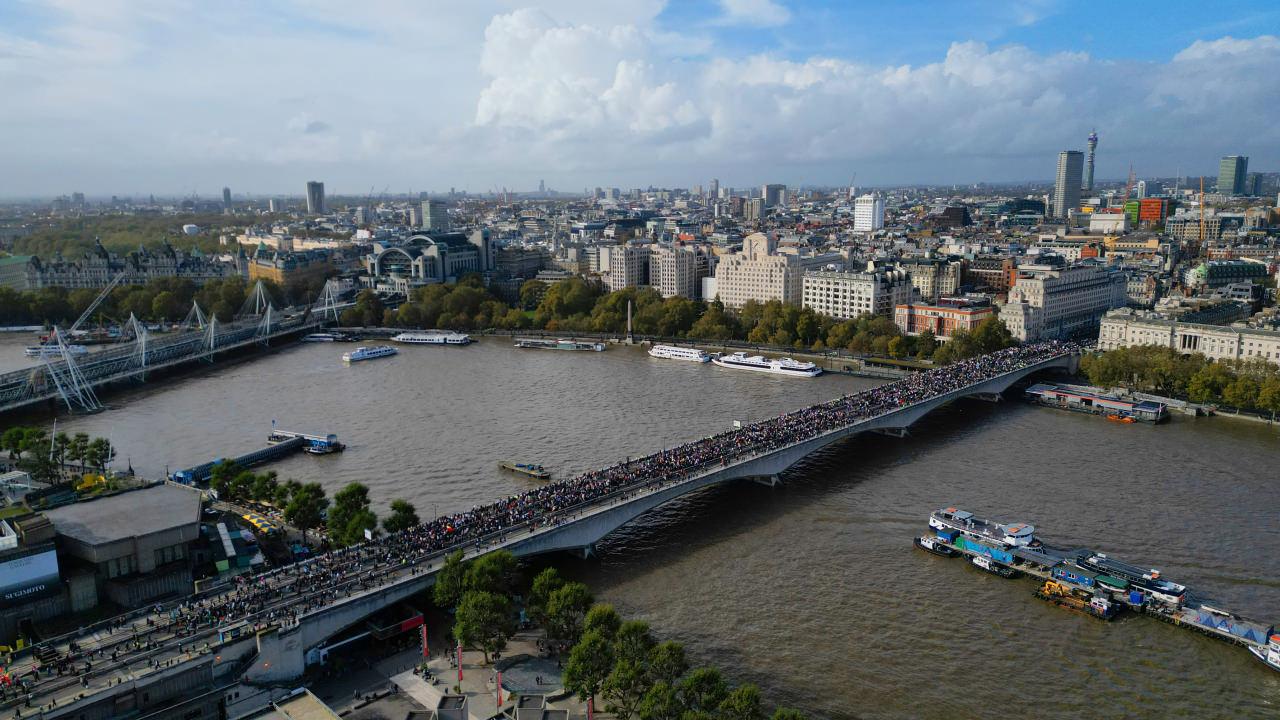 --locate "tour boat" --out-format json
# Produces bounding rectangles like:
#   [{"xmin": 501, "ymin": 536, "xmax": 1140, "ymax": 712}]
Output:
[
  {"xmin": 1249, "ymin": 635, "xmax": 1280, "ymax": 673},
  {"xmin": 1077, "ymin": 552, "xmax": 1186, "ymax": 605},
  {"xmin": 499, "ymin": 461, "xmax": 551, "ymax": 479},
  {"xmin": 392, "ymin": 331, "xmax": 472, "ymax": 346},
  {"xmin": 302, "ymin": 332, "xmax": 354, "ymax": 343},
  {"xmin": 25, "ymin": 344, "xmax": 88, "ymax": 357},
  {"xmin": 514, "ymin": 338, "xmax": 606, "ymax": 352},
  {"xmin": 929, "ymin": 507, "xmax": 1039, "ymax": 549},
  {"xmin": 971, "ymin": 555, "xmax": 1021, "ymax": 578},
  {"xmin": 342, "ymin": 345, "xmax": 398, "ymax": 363},
  {"xmin": 914, "ymin": 535, "xmax": 956, "ymax": 557},
  {"xmin": 711, "ymin": 351, "xmax": 821, "ymax": 377},
  {"xmin": 648, "ymin": 344, "xmax": 712, "ymax": 363}
]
